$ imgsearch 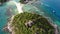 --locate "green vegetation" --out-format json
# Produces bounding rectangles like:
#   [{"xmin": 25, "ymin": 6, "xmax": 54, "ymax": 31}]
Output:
[
  {"xmin": 20, "ymin": 0, "xmax": 26, "ymax": 4},
  {"xmin": 11, "ymin": 12, "xmax": 55, "ymax": 34},
  {"xmin": 20, "ymin": 0, "xmax": 32, "ymax": 4},
  {"xmin": 0, "ymin": 0, "xmax": 7, "ymax": 3}
]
